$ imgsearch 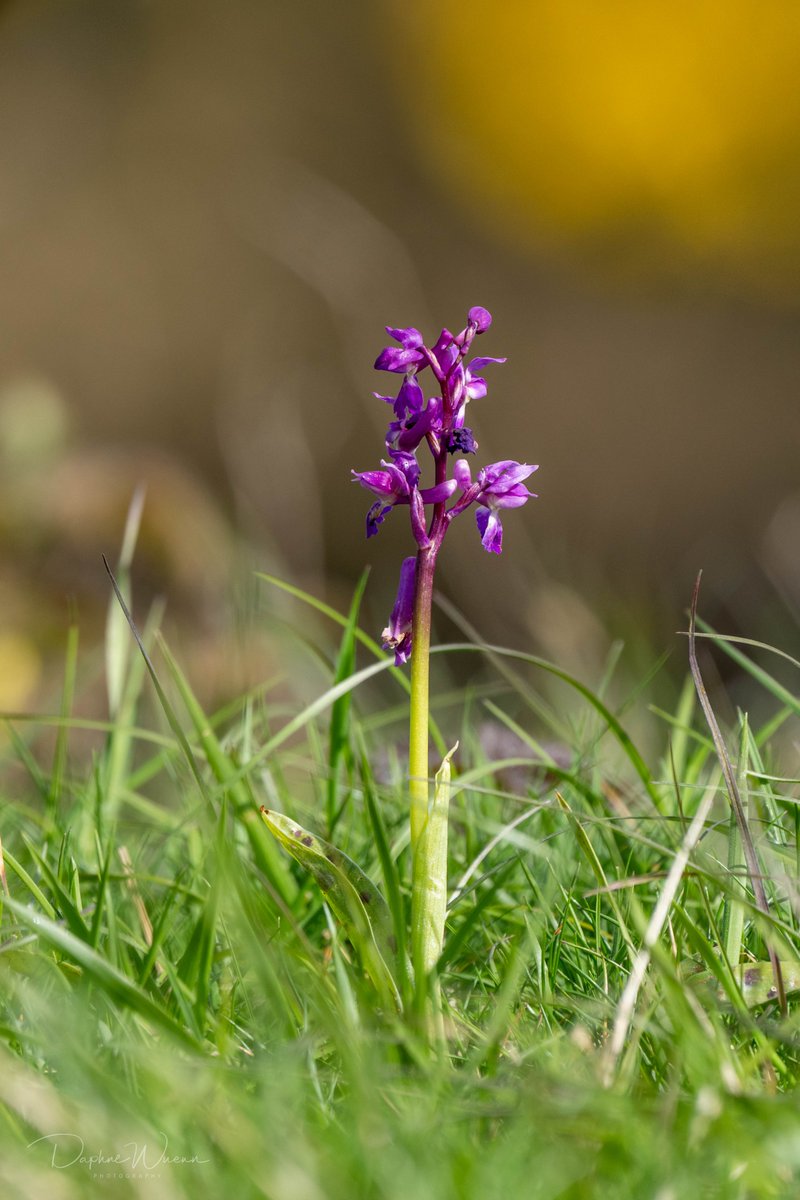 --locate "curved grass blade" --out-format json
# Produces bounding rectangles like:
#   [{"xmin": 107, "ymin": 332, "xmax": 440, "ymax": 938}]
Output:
[
  {"xmin": 105, "ymin": 482, "xmax": 146, "ymax": 717},
  {"xmin": 156, "ymin": 637, "xmax": 296, "ymax": 907},
  {"xmin": 327, "ymin": 570, "xmax": 369, "ymax": 833},
  {"xmin": 428, "ymin": 642, "xmax": 661, "ymax": 810},
  {"xmin": 257, "ymin": 571, "xmax": 447, "ymax": 757},
  {"xmin": 49, "ymin": 621, "xmax": 79, "ymax": 818},
  {"xmin": 688, "ymin": 572, "xmax": 786, "ymax": 1014},
  {"xmin": 358, "ymin": 744, "xmax": 408, "ymax": 1003}
]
